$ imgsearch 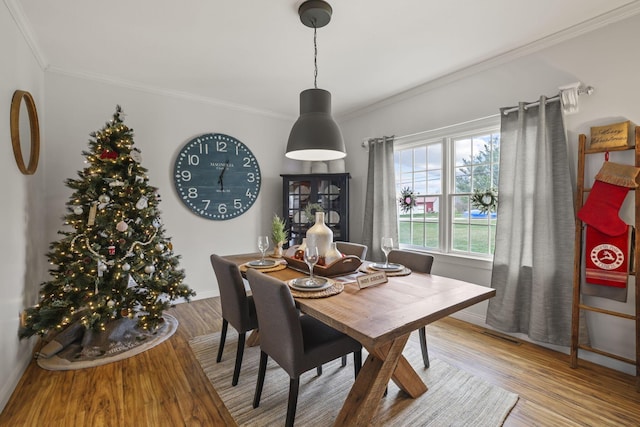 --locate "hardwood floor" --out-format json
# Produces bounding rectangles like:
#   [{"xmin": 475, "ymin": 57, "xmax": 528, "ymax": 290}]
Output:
[{"xmin": 1, "ymin": 297, "xmax": 638, "ymax": 426}]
